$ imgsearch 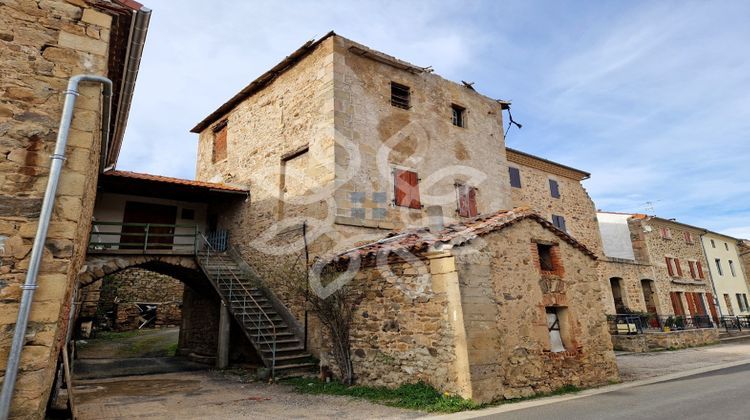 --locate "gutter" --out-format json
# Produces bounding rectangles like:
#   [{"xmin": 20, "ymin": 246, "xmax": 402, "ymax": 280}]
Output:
[
  {"xmin": 0, "ymin": 75, "xmax": 113, "ymax": 419},
  {"xmin": 104, "ymin": 5, "xmax": 151, "ymax": 170}
]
